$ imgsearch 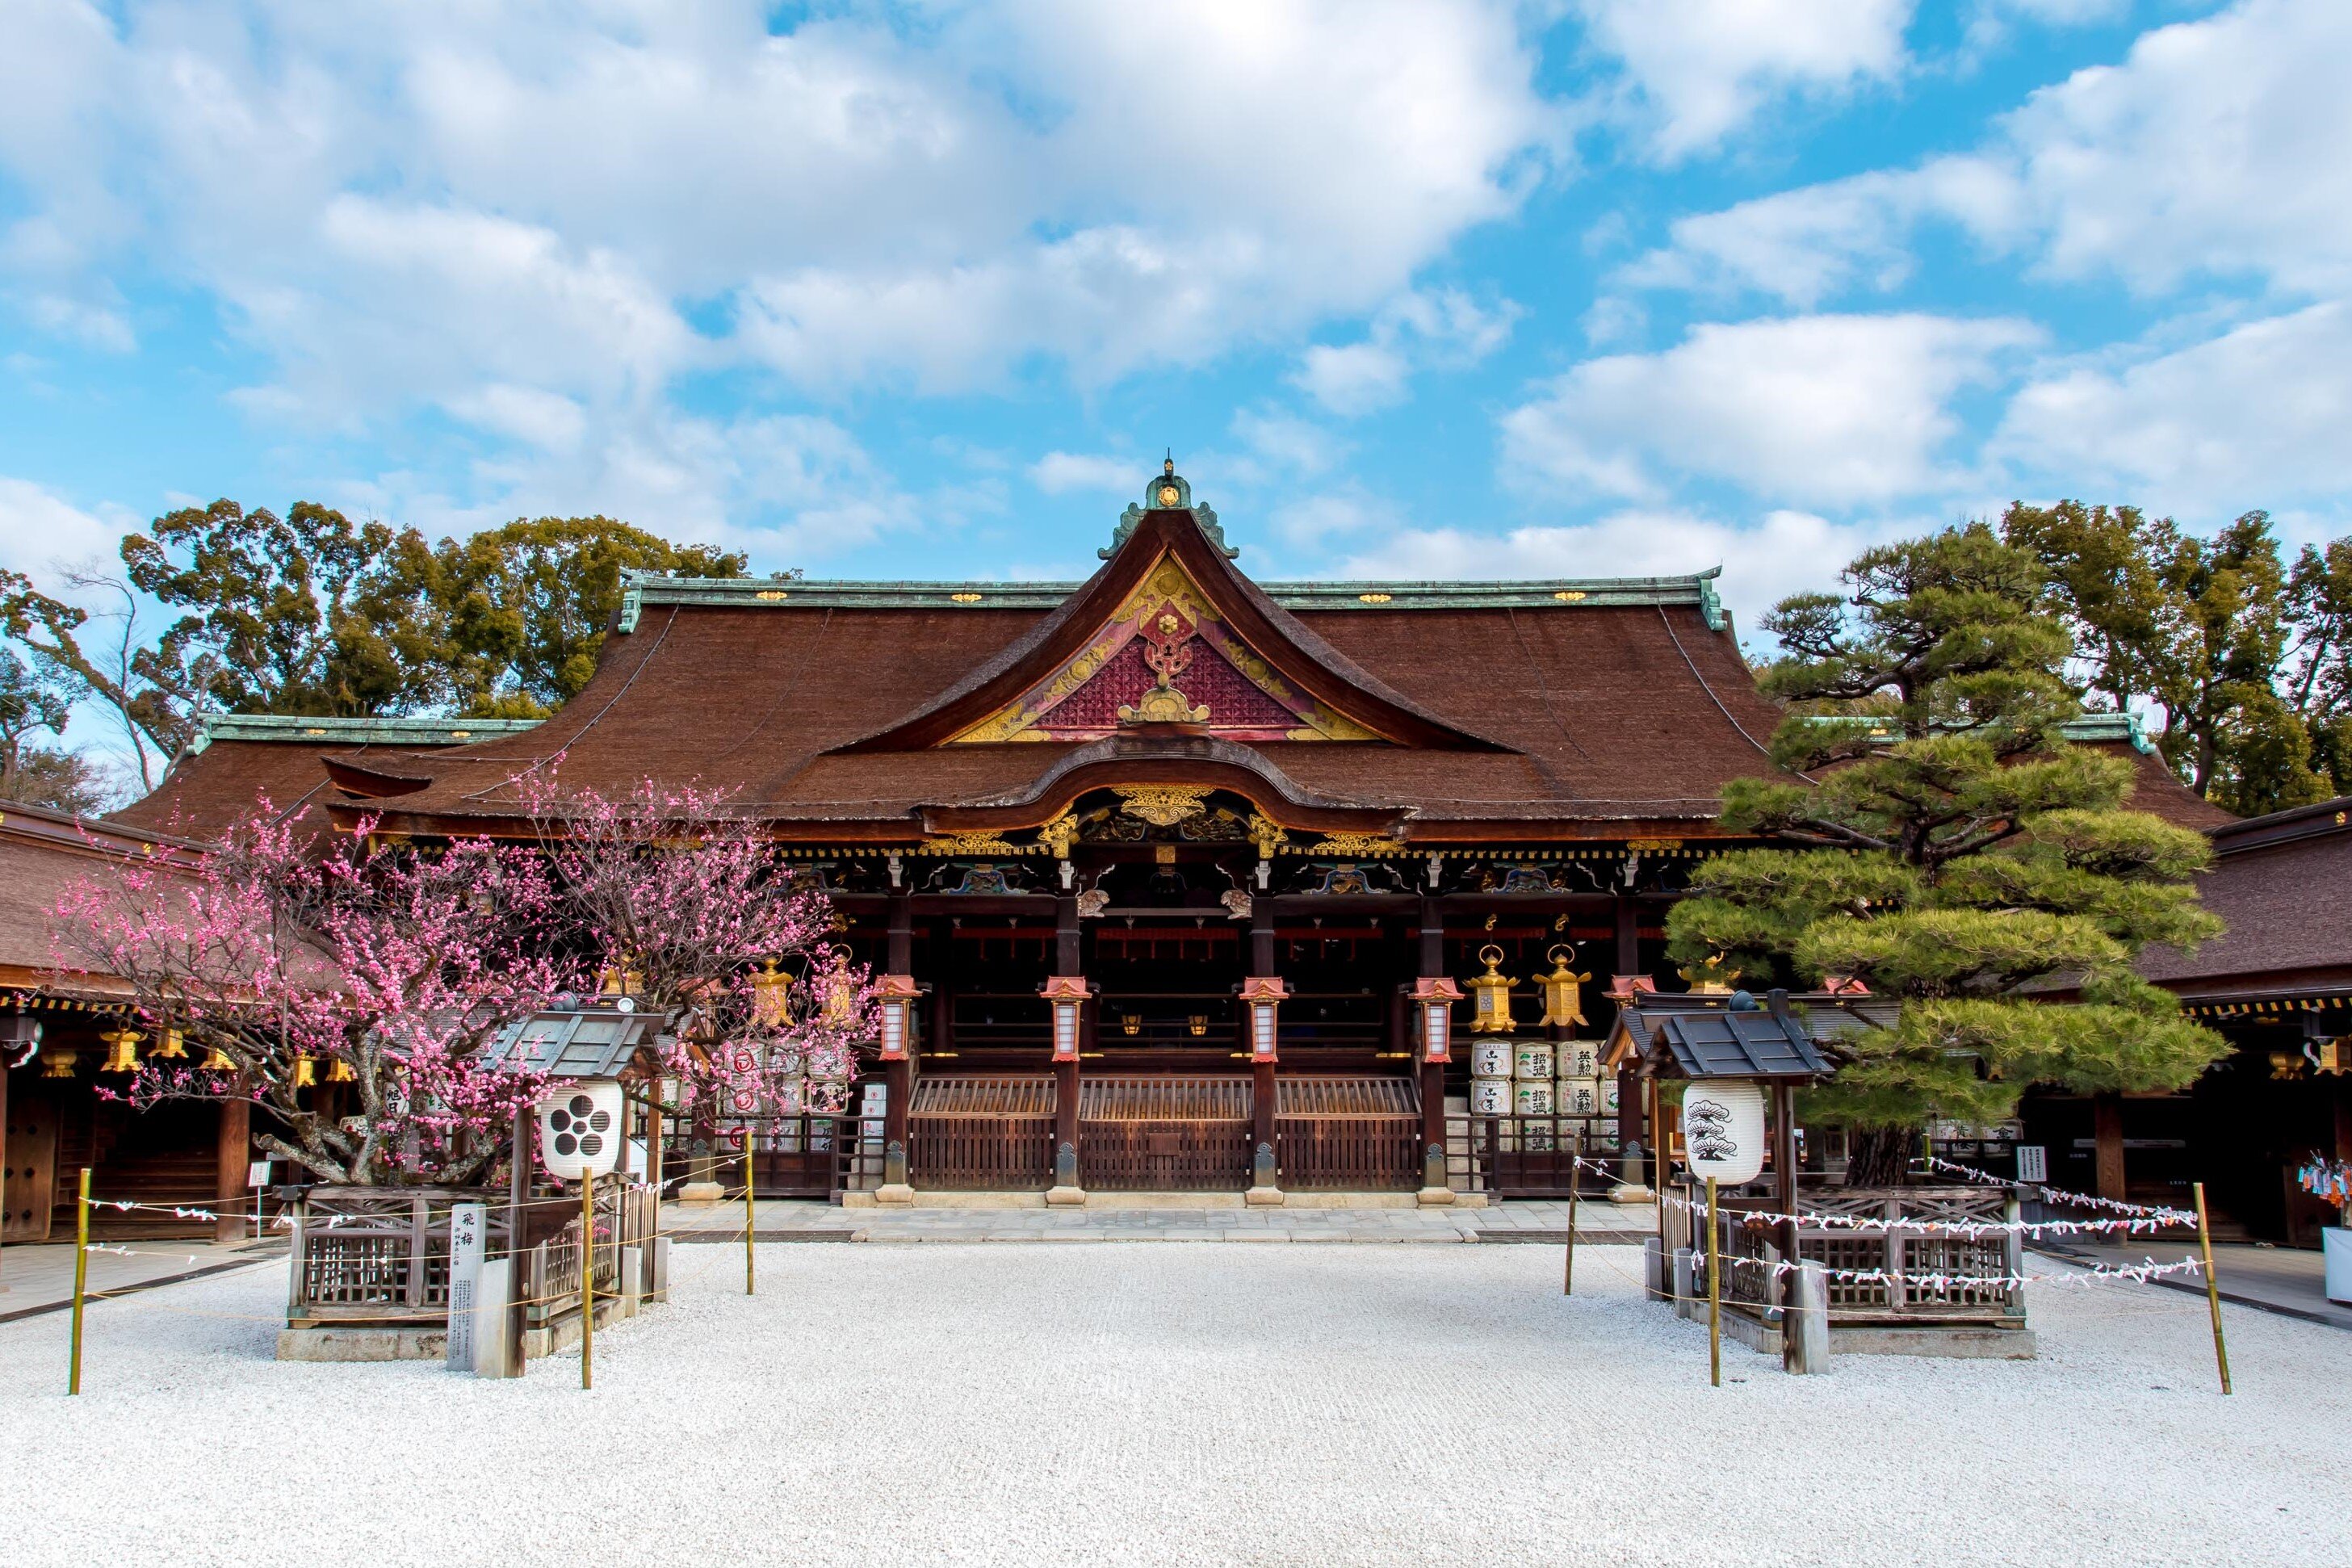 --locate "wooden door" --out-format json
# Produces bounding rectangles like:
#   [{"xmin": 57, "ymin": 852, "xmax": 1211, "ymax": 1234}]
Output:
[{"xmin": 4, "ymin": 1096, "xmax": 58, "ymax": 1242}]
